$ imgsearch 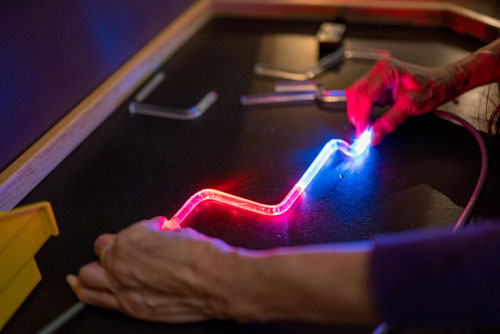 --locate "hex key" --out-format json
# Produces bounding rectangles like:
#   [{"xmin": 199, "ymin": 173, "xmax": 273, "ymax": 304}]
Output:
[
  {"xmin": 134, "ymin": 72, "xmax": 165, "ymax": 102},
  {"xmin": 240, "ymin": 89, "xmax": 345, "ymax": 107},
  {"xmin": 254, "ymin": 47, "xmax": 390, "ymax": 81},
  {"xmin": 129, "ymin": 91, "xmax": 218, "ymax": 120},
  {"xmin": 241, "ymin": 80, "xmax": 345, "ymax": 107}
]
